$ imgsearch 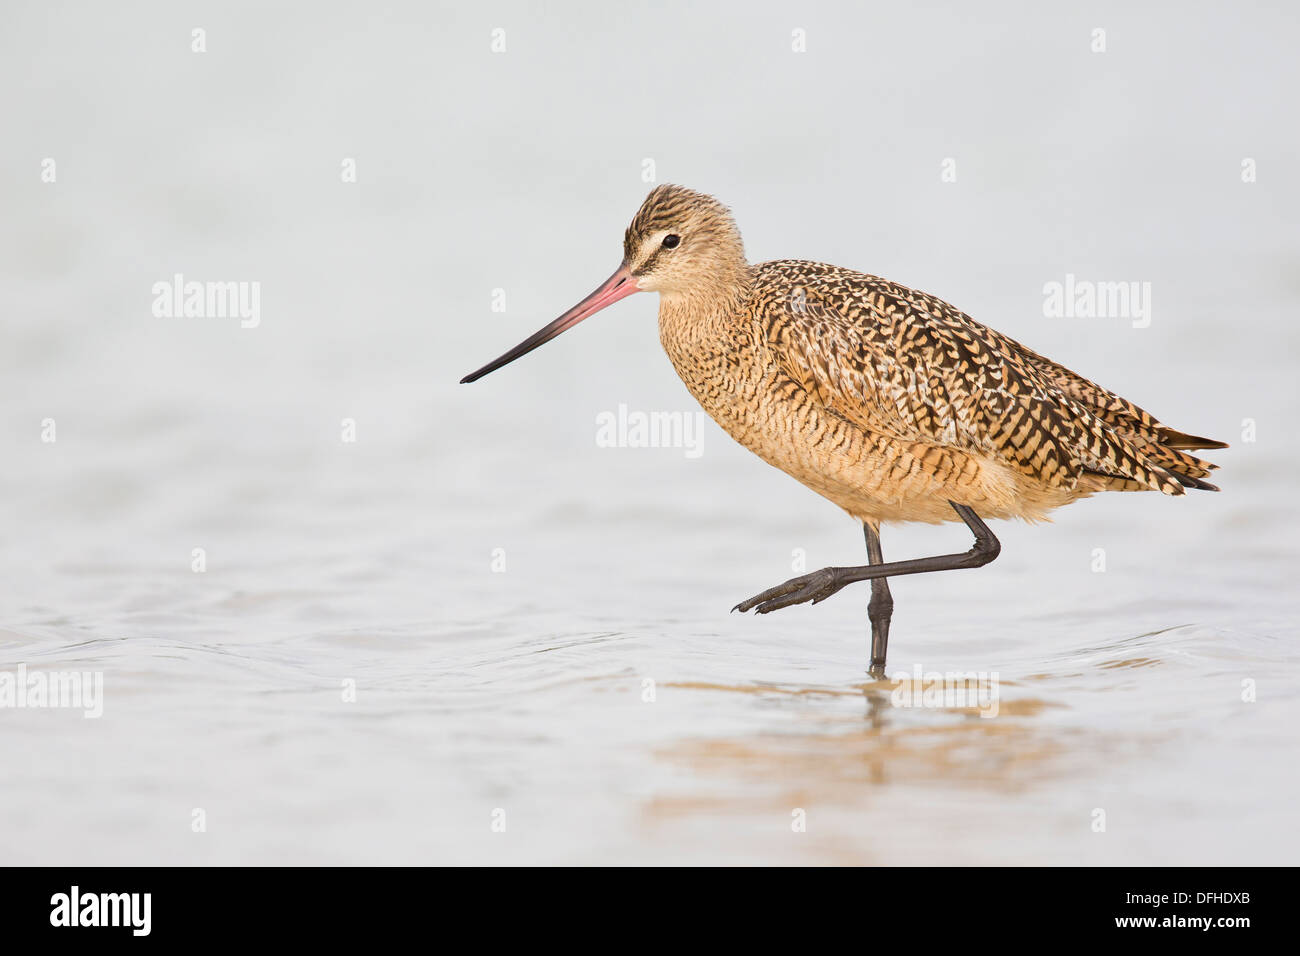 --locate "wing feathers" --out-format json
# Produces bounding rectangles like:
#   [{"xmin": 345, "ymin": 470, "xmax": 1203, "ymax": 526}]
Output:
[{"xmin": 756, "ymin": 262, "xmax": 1223, "ymax": 498}]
